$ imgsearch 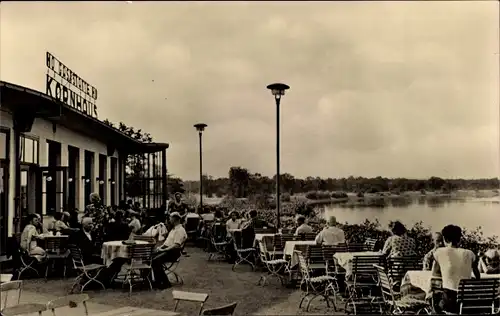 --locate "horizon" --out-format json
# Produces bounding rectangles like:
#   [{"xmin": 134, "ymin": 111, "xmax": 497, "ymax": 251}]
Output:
[{"xmin": 1, "ymin": 1, "xmax": 499, "ymax": 180}]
